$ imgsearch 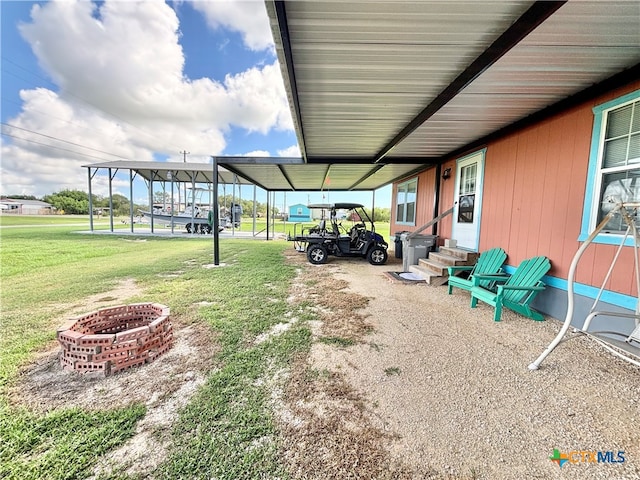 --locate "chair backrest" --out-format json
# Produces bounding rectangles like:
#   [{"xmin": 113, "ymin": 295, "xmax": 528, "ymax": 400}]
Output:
[
  {"xmin": 504, "ymin": 256, "xmax": 551, "ymax": 303},
  {"xmin": 471, "ymin": 247, "xmax": 507, "ymax": 289},
  {"xmin": 318, "ymin": 219, "xmax": 326, "ymax": 232}
]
